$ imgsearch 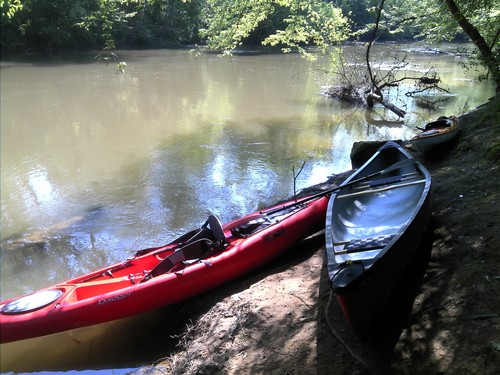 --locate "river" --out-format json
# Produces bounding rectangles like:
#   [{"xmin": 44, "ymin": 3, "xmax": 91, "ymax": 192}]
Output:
[{"xmin": 0, "ymin": 43, "xmax": 495, "ymax": 373}]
